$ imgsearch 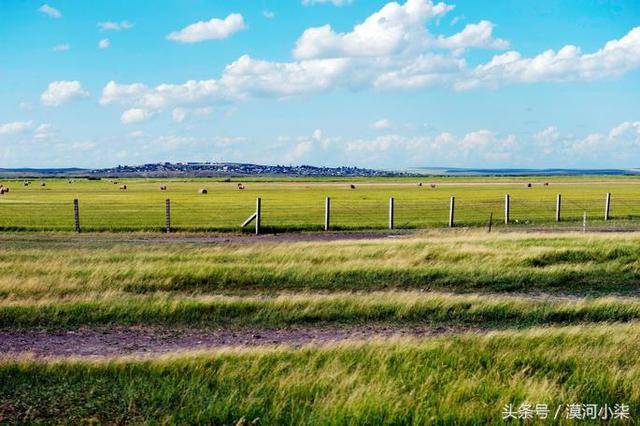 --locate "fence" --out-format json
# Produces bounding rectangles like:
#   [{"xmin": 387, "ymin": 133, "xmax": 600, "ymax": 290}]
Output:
[{"xmin": 1, "ymin": 191, "xmax": 639, "ymax": 233}]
